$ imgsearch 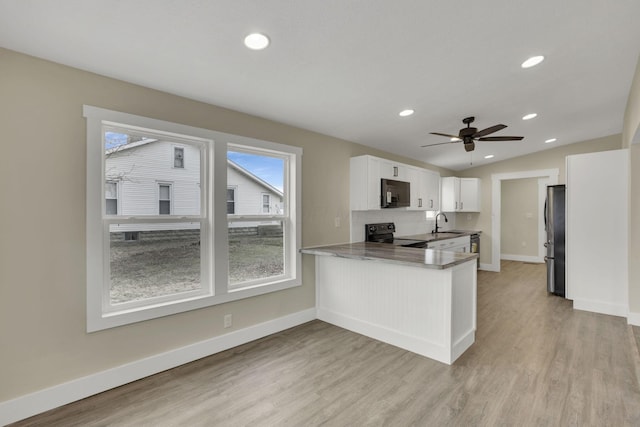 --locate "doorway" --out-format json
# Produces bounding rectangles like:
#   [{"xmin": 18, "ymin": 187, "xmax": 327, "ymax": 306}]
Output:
[{"xmin": 488, "ymin": 169, "xmax": 559, "ymax": 272}]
